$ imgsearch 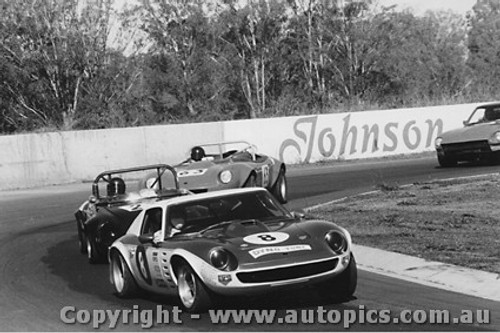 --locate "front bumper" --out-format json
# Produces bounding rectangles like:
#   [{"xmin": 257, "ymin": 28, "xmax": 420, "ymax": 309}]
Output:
[
  {"xmin": 438, "ymin": 140, "xmax": 500, "ymax": 160},
  {"xmin": 200, "ymin": 253, "xmax": 352, "ymax": 295}
]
